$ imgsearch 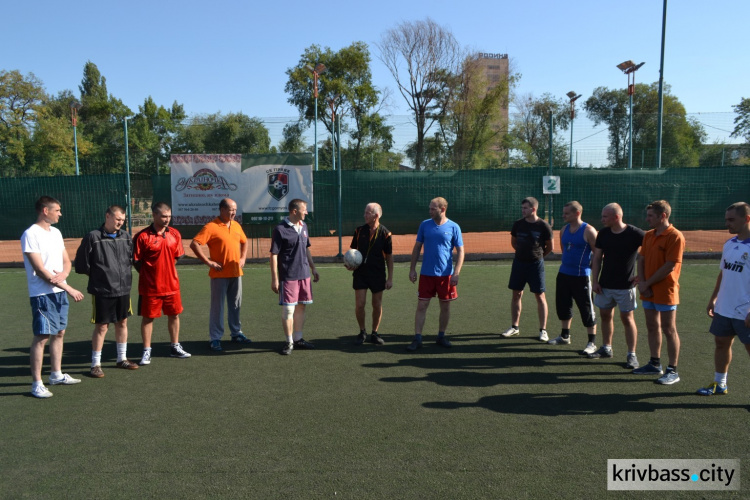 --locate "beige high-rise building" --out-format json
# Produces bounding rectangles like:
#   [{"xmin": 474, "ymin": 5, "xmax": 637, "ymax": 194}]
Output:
[{"xmin": 475, "ymin": 52, "xmax": 510, "ymax": 127}]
